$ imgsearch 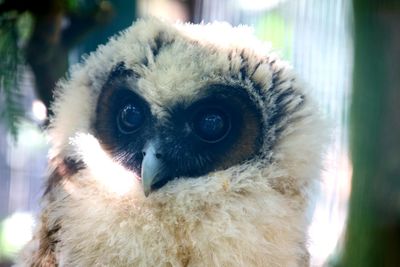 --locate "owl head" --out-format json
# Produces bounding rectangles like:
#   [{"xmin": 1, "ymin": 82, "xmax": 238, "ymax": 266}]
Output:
[{"xmin": 35, "ymin": 18, "xmax": 326, "ymax": 266}]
